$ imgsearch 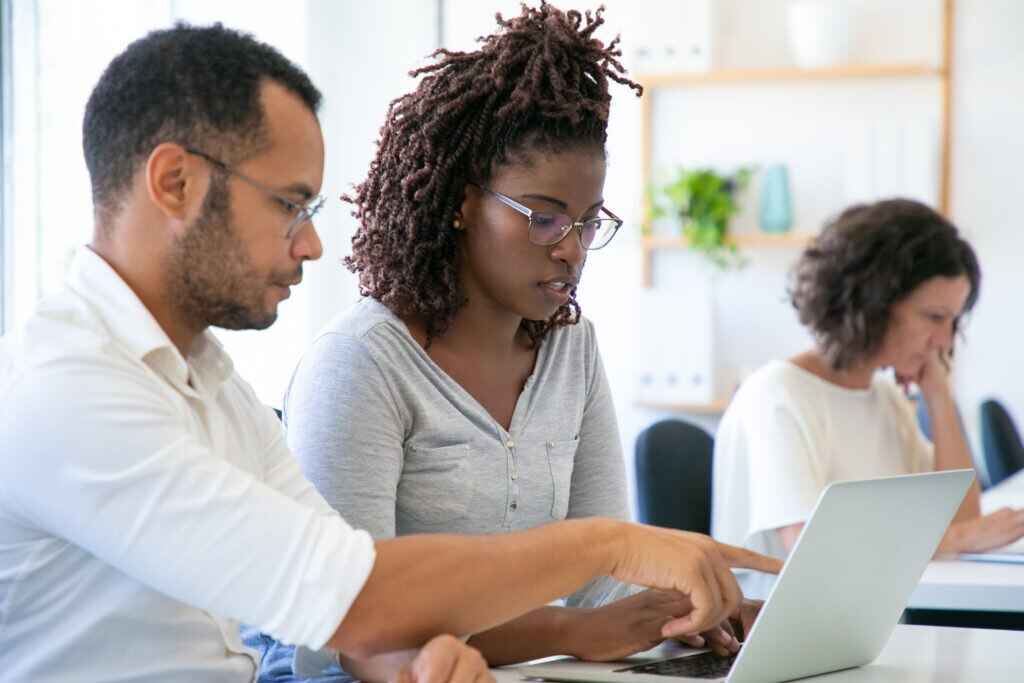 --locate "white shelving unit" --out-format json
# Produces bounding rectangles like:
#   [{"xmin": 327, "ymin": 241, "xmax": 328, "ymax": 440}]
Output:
[{"xmin": 635, "ymin": 0, "xmax": 954, "ymax": 414}]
